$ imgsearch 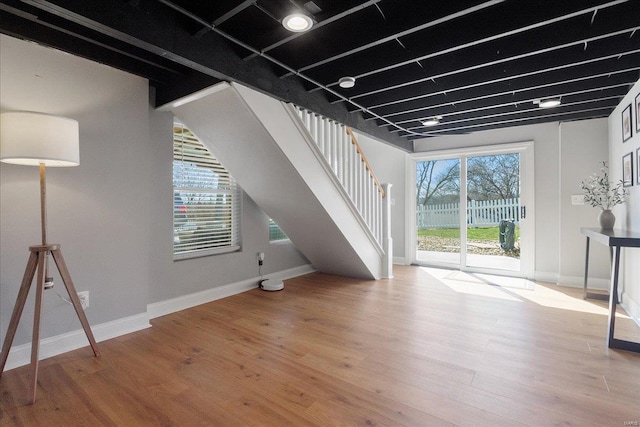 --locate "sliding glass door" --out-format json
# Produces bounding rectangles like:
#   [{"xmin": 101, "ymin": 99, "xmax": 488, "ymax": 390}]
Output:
[
  {"xmin": 412, "ymin": 143, "xmax": 533, "ymax": 277},
  {"xmin": 416, "ymin": 158, "xmax": 461, "ymax": 265},
  {"xmin": 465, "ymin": 153, "xmax": 521, "ymax": 272}
]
